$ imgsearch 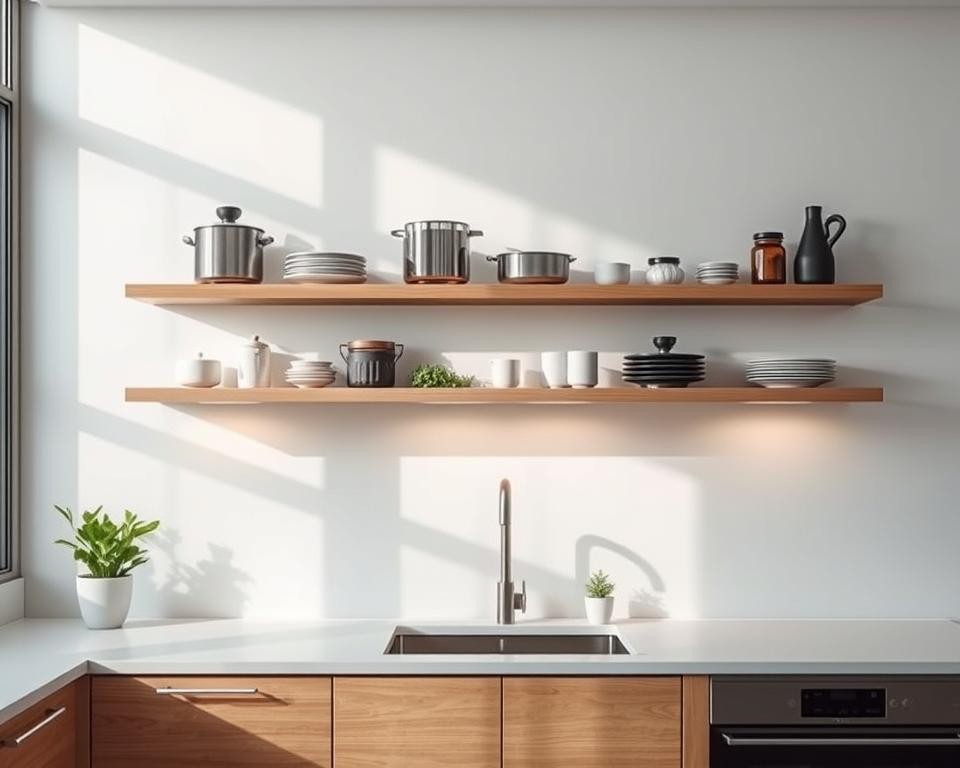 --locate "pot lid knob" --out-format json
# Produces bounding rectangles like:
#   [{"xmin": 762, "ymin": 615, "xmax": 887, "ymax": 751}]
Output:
[
  {"xmin": 652, "ymin": 336, "xmax": 677, "ymax": 354},
  {"xmin": 216, "ymin": 206, "xmax": 242, "ymax": 223}
]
